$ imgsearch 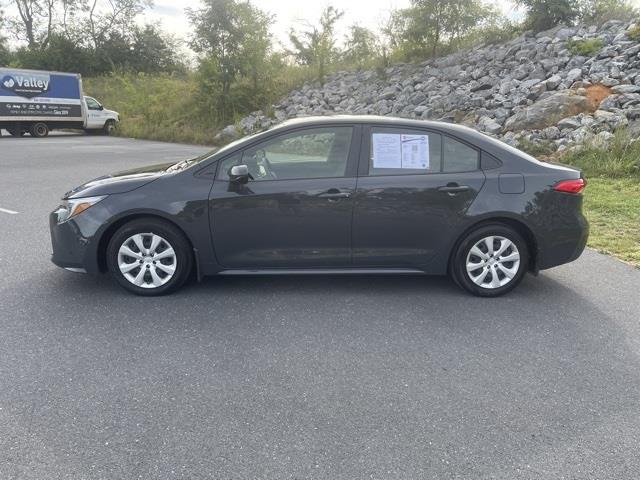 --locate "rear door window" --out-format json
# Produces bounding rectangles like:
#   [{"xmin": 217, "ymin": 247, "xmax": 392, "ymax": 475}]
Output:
[{"xmin": 367, "ymin": 128, "xmax": 442, "ymax": 176}]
